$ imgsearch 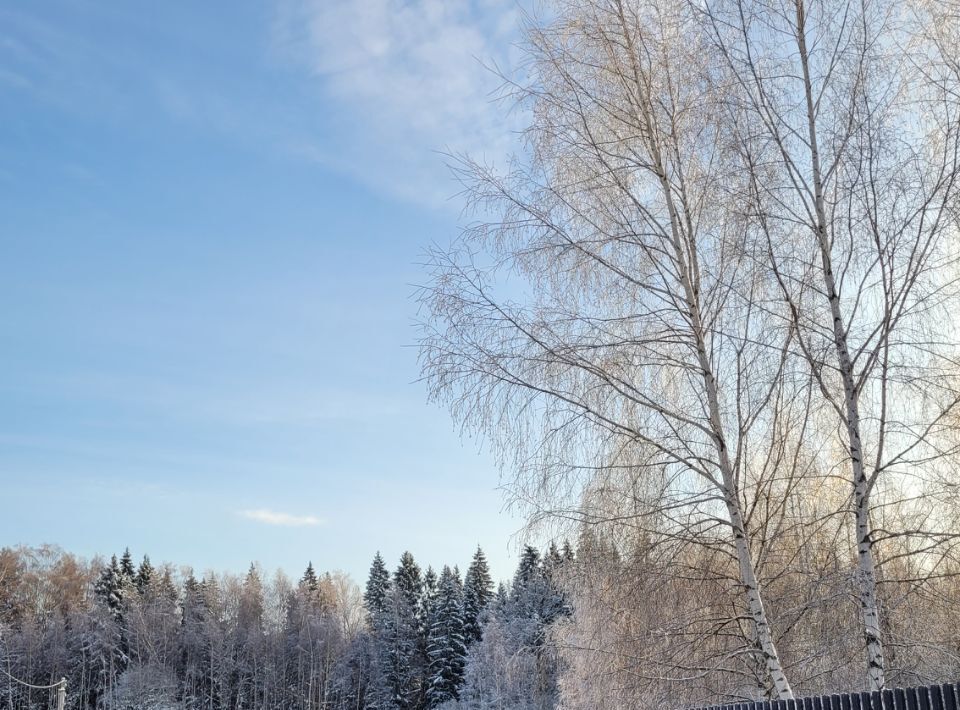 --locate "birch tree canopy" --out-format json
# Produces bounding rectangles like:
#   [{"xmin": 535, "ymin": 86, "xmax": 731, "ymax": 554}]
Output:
[{"xmin": 420, "ymin": 0, "xmax": 960, "ymax": 698}]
